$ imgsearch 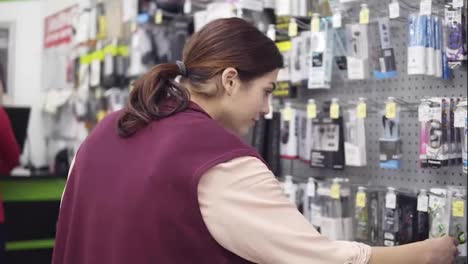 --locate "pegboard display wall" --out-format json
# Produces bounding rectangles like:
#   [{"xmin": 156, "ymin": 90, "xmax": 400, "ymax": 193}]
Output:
[{"xmin": 280, "ymin": 0, "xmax": 467, "ymax": 192}]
